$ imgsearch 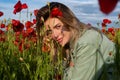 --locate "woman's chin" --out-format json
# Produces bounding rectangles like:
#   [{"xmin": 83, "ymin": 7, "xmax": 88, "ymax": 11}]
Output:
[
  {"xmin": 58, "ymin": 41, "xmax": 66, "ymax": 47},
  {"xmin": 59, "ymin": 42, "xmax": 64, "ymax": 47}
]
